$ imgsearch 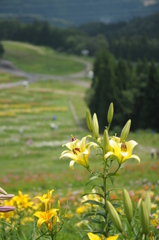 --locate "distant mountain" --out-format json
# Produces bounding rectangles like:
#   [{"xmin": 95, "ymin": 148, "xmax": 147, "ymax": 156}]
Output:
[{"xmin": 0, "ymin": 0, "xmax": 159, "ymax": 27}]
